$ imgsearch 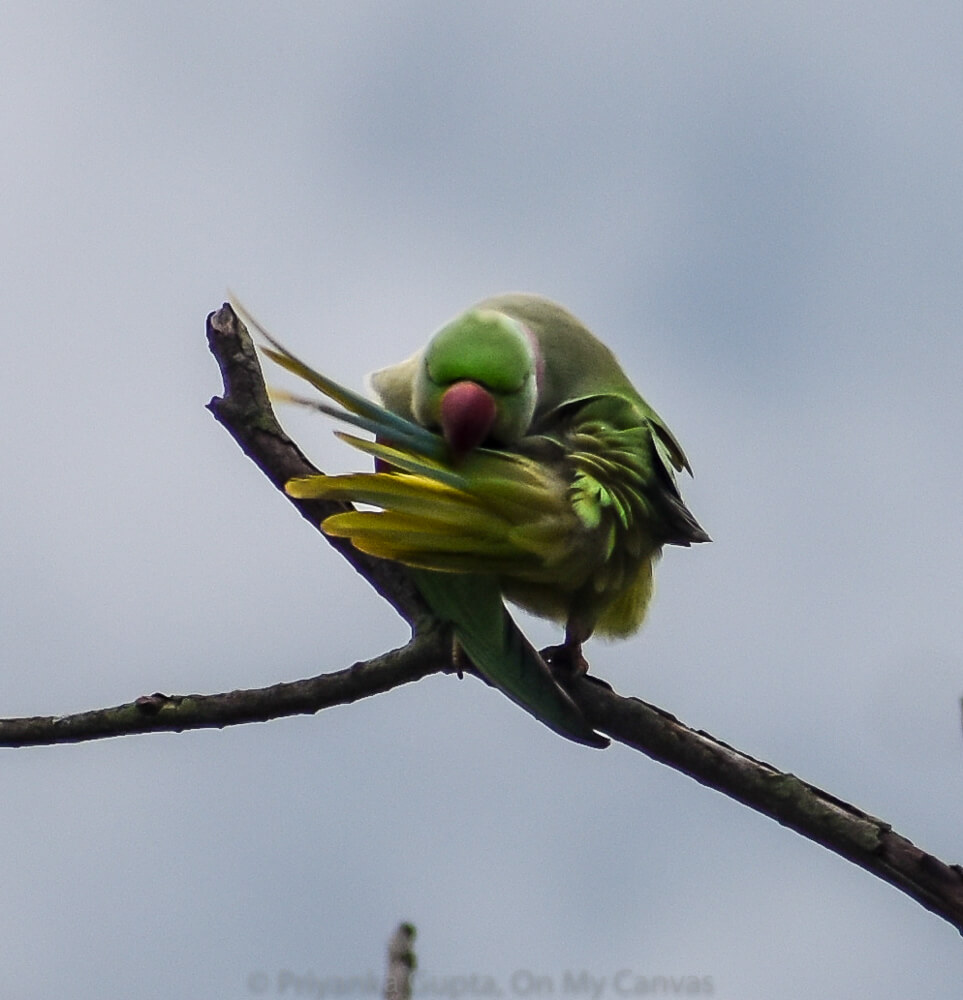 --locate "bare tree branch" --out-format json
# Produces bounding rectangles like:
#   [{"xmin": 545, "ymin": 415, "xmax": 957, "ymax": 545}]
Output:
[
  {"xmin": 0, "ymin": 303, "xmax": 960, "ymax": 936},
  {"xmin": 574, "ymin": 680, "xmax": 963, "ymax": 933},
  {"xmin": 204, "ymin": 302, "xmax": 432, "ymax": 629},
  {"xmin": 0, "ymin": 636, "xmax": 448, "ymax": 747}
]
